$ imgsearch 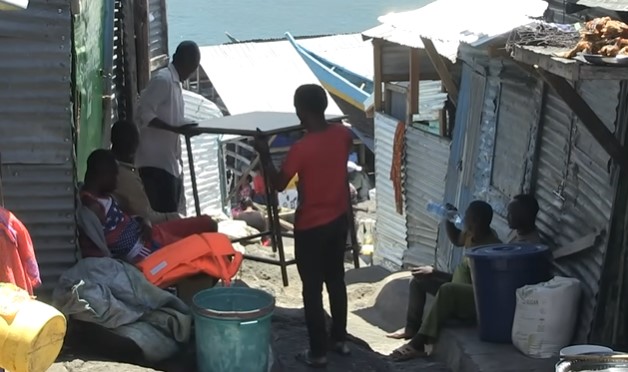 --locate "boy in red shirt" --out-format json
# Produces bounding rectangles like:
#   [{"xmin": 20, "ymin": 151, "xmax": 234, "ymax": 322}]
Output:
[{"xmin": 254, "ymin": 84, "xmax": 352, "ymax": 368}]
